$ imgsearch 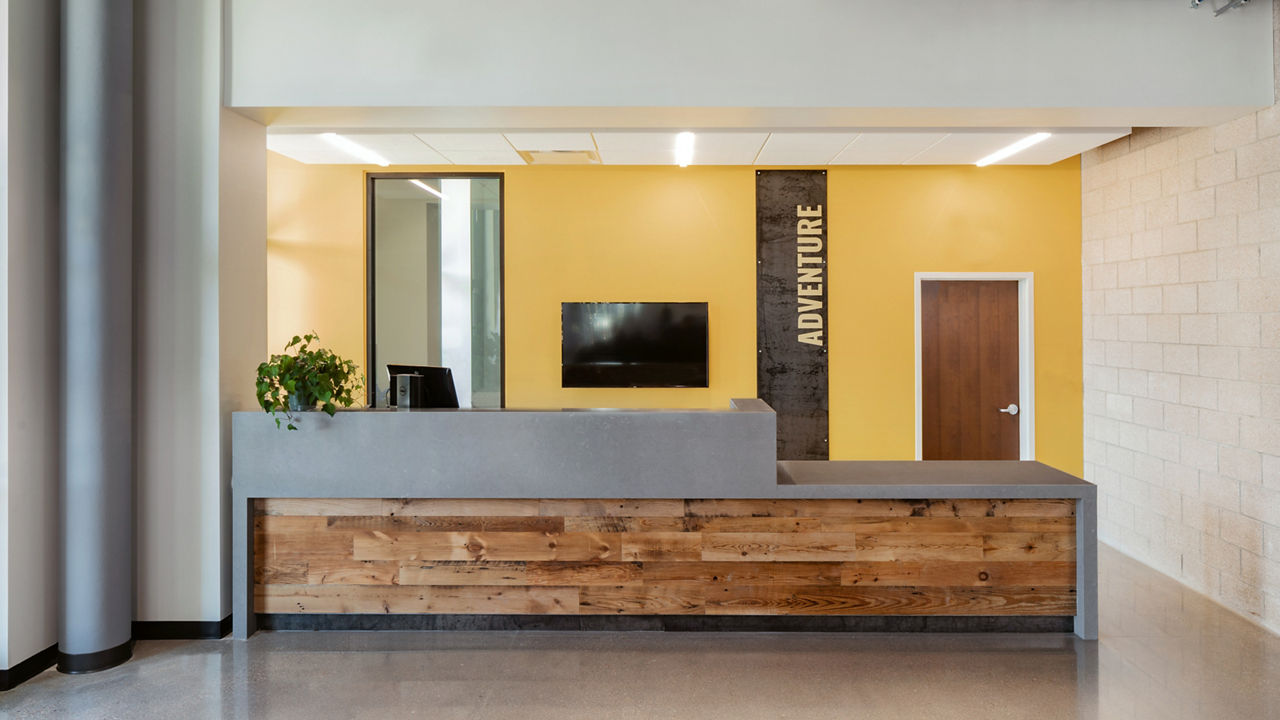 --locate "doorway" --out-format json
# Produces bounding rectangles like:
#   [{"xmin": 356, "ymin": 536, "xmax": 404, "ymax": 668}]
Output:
[
  {"xmin": 366, "ymin": 173, "xmax": 504, "ymax": 408},
  {"xmin": 914, "ymin": 272, "xmax": 1035, "ymax": 460}
]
